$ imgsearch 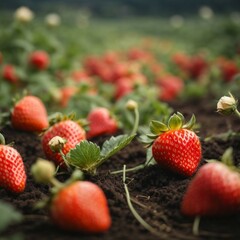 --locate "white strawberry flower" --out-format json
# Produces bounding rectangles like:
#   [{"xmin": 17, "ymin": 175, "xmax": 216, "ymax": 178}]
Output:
[
  {"xmin": 49, "ymin": 136, "xmax": 66, "ymax": 153},
  {"xmin": 217, "ymin": 93, "xmax": 237, "ymax": 115},
  {"xmin": 199, "ymin": 6, "xmax": 214, "ymax": 20},
  {"xmin": 45, "ymin": 13, "xmax": 61, "ymax": 27},
  {"xmin": 14, "ymin": 6, "xmax": 34, "ymax": 23}
]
